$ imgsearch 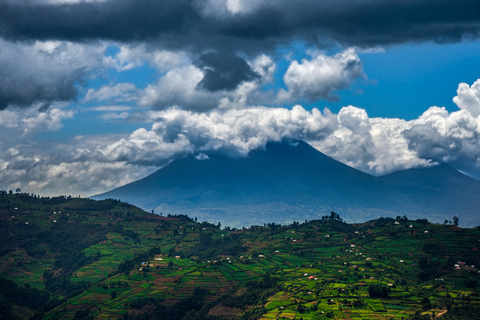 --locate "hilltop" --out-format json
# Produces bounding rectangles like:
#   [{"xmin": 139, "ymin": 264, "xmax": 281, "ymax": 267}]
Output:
[{"xmin": 1, "ymin": 193, "xmax": 480, "ymax": 319}]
